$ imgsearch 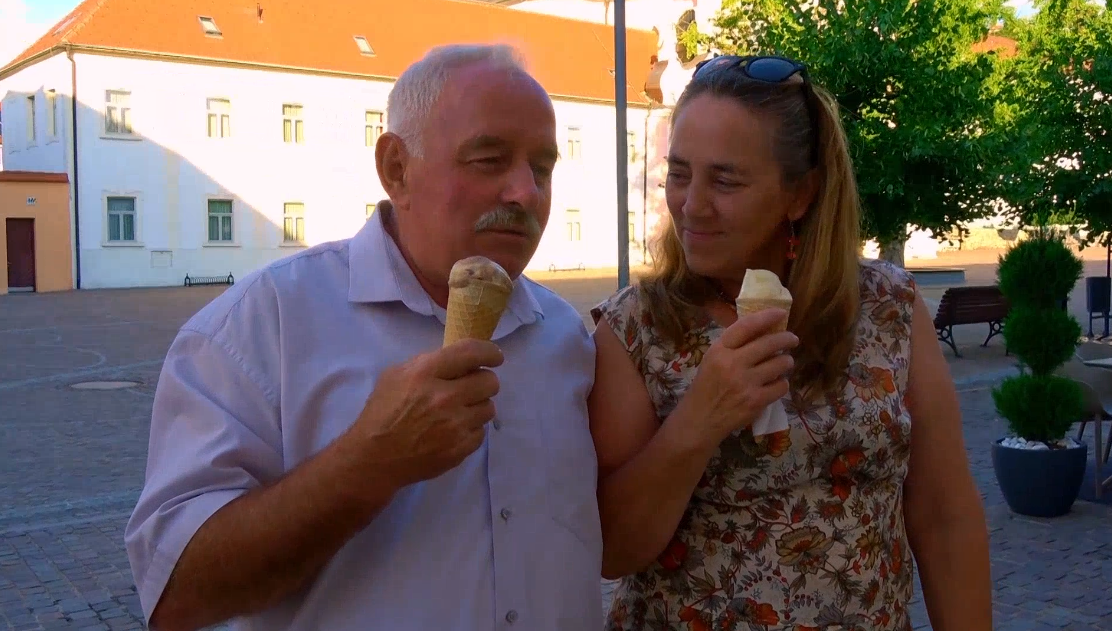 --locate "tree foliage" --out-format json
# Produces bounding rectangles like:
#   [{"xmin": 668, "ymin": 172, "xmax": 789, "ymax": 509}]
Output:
[
  {"xmin": 998, "ymin": 0, "xmax": 1112, "ymax": 242},
  {"xmin": 702, "ymin": 0, "xmax": 1012, "ymax": 255}
]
